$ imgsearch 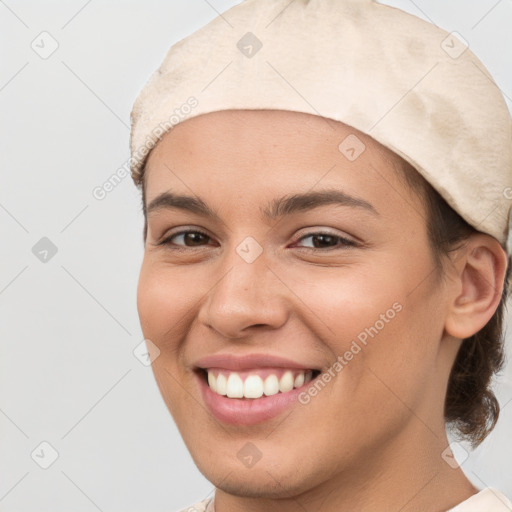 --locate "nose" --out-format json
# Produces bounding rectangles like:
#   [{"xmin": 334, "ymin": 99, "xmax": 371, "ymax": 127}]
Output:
[{"xmin": 198, "ymin": 250, "xmax": 289, "ymax": 340}]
